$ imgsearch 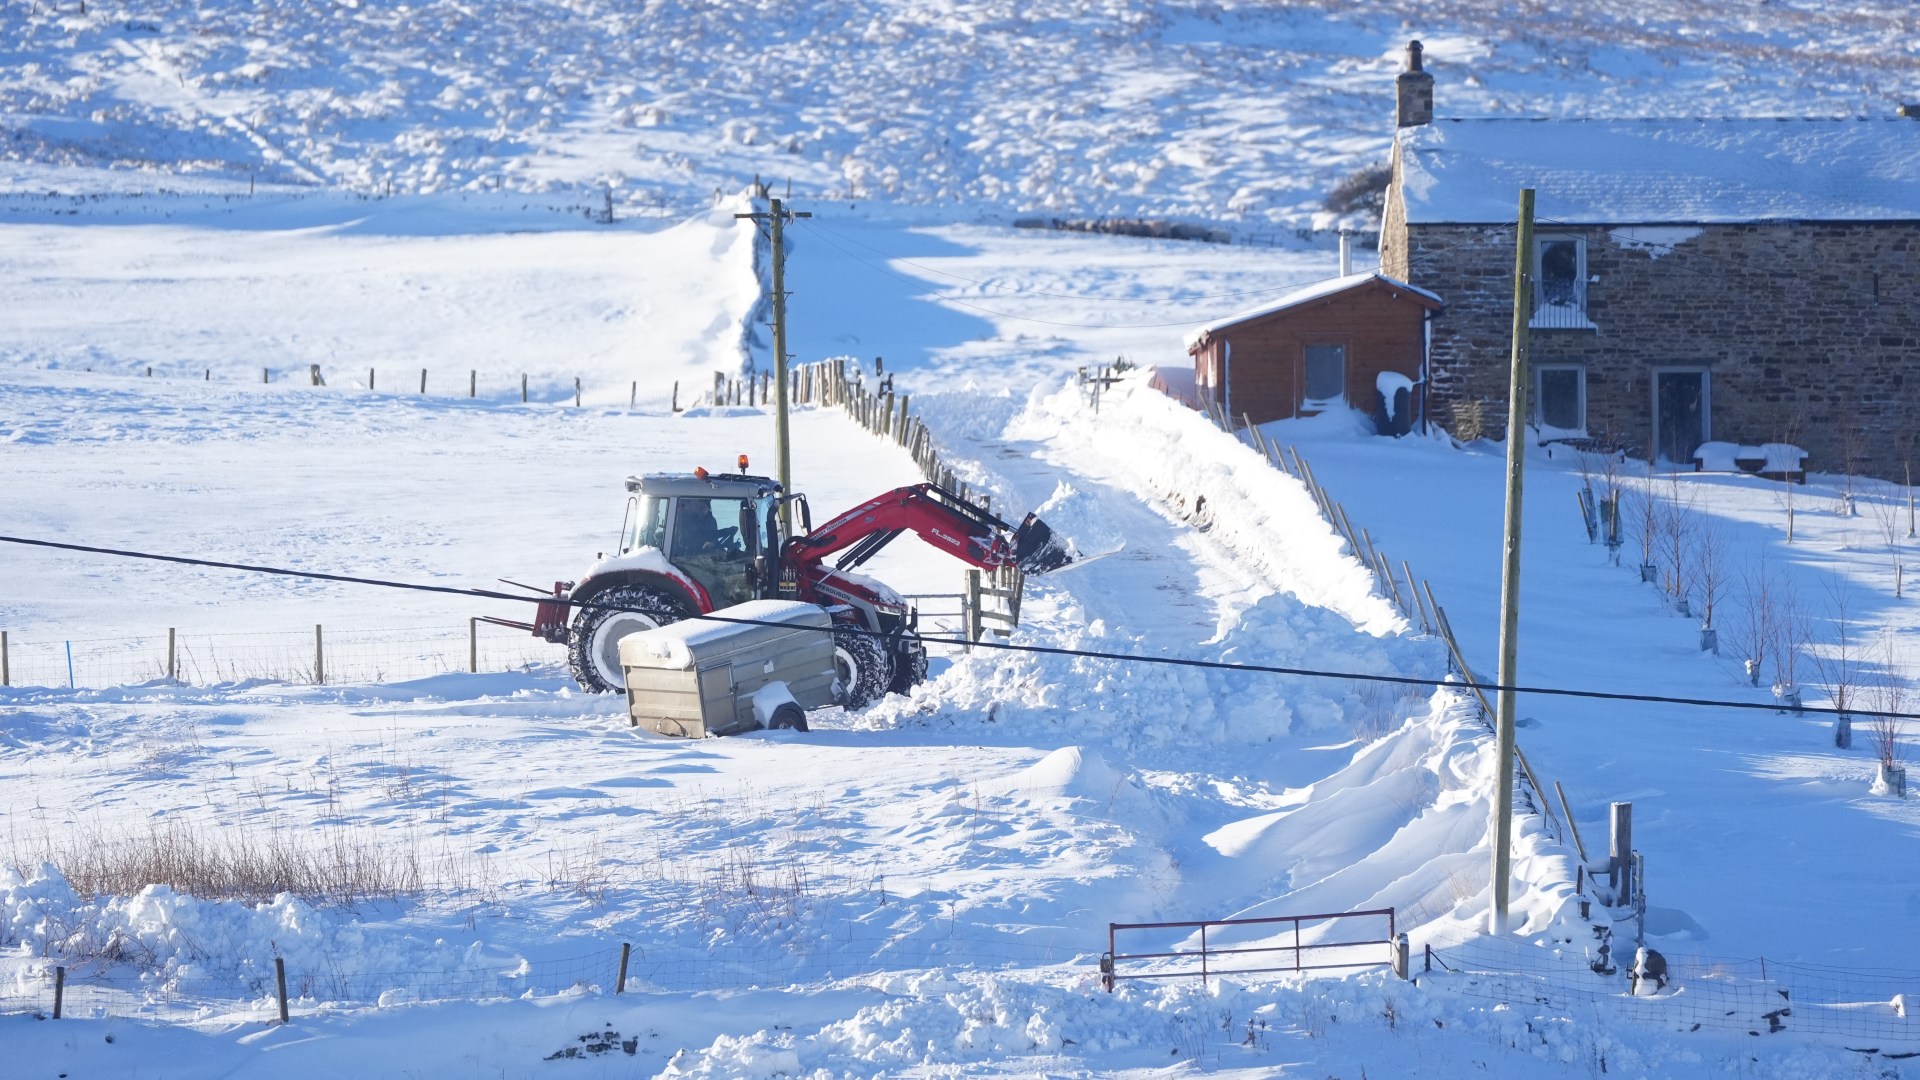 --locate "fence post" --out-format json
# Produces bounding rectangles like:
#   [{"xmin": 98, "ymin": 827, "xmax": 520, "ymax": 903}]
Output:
[
  {"xmin": 469, "ymin": 617, "xmax": 478, "ymax": 674},
  {"xmin": 2, "ymin": 629, "xmax": 9, "ymax": 686},
  {"xmin": 53, "ymin": 965, "xmax": 64, "ymax": 1019},
  {"xmin": 314, "ymin": 624, "xmax": 325, "ymax": 686},
  {"xmin": 521, "ymin": 374, "xmax": 528, "ymax": 403},
  {"xmin": 275, "ymin": 957, "xmax": 289, "ymax": 1024},
  {"xmin": 471, "ymin": 370, "xmax": 477, "ymax": 398},
  {"xmin": 965, "ymin": 570, "xmax": 983, "ymax": 647},
  {"xmin": 672, "ymin": 380, "xmax": 680, "ymax": 412},
  {"xmin": 1393, "ymin": 932, "xmax": 1410, "ymax": 979},
  {"xmin": 1609, "ymin": 802, "xmax": 1633, "ymax": 904},
  {"xmin": 309, "ymin": 364, "xmax": 324, "ymax": 386},
  {"xmin": 575, "ymin": 377, "xmax": 582, "ymax": 407},
  {"xmin": 420, "ymin": 368, "xmax": 427, "ymax": 394},
  {"xmin": 616, "ymin": 942, "xmax": 631, "ymax": 993},
  {"xmin": 630, "ymin": 381, "xmax": 636, "ymax": 410},
  {"xmin": 167, "ymin": 627, "xmax": 176, "ymax": 681},
  {"xmin": 263, "ymin": 366, "xmax": 269, "ymax": 384},
  {"xmin": 369, "ymin": 367, "xmax": 375, "ymax": 390}
]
